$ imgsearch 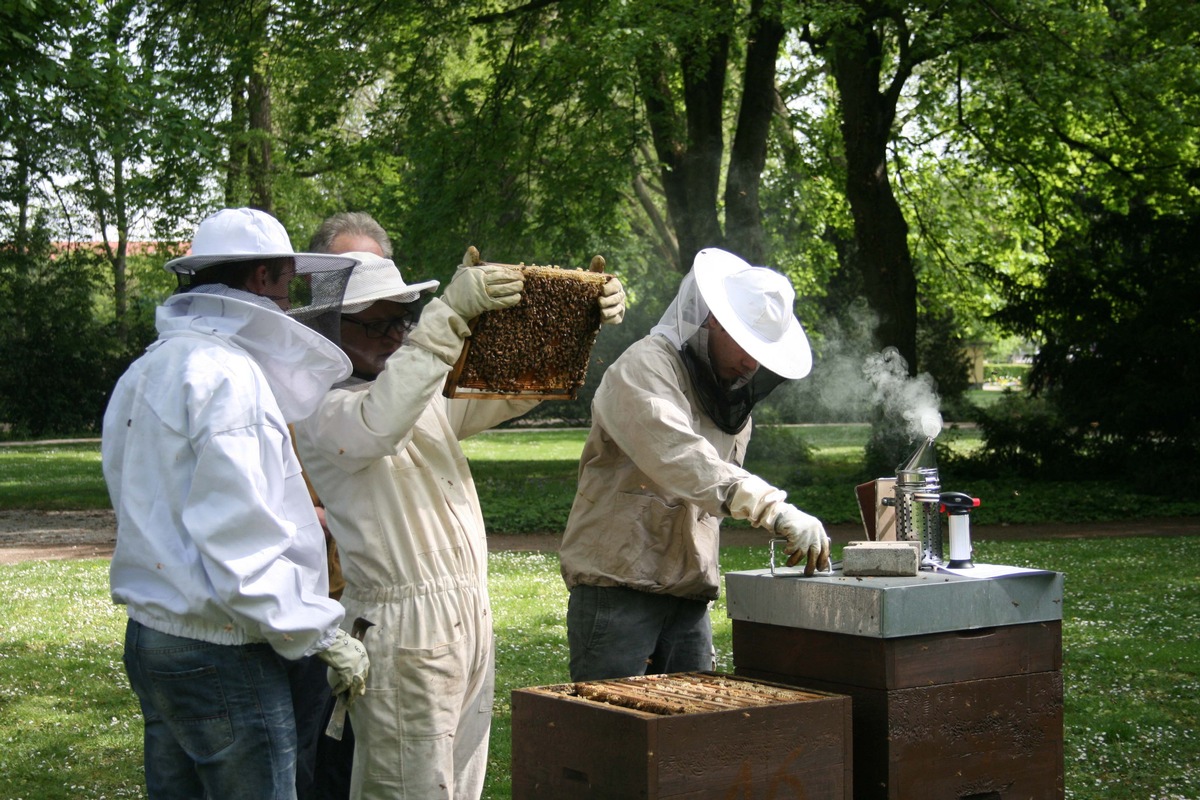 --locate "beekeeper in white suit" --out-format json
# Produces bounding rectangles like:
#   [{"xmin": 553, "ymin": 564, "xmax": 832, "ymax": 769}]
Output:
[
  {"xmin": 102, "ymin": 207, "xmax": 370, "ymax": 800},
  {"xmin": 560, "ymin": 247, "xmax": 830, "ymax": 681},
  {"xmin": 292, "ymin": 251, "xmax": 626, "ymax": 800}
]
